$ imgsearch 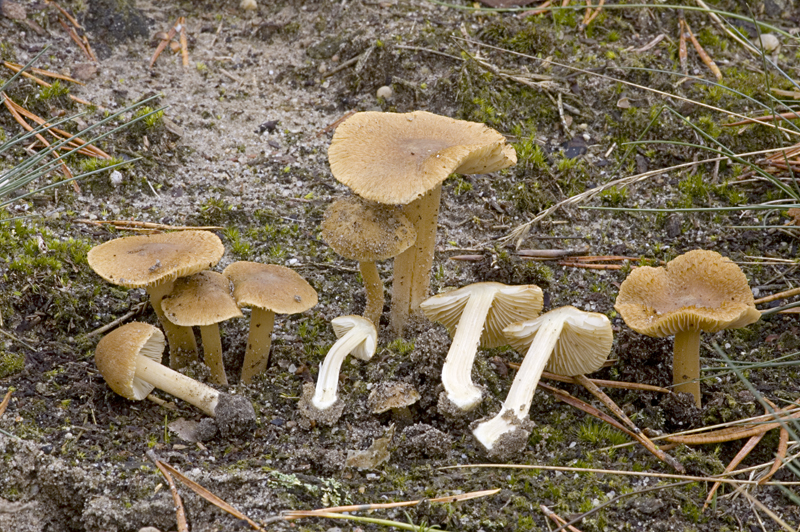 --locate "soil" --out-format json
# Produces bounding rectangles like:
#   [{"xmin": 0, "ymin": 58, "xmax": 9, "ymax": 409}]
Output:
[{"xmin": 1, "ymin": 0, "xmax": 800, "ymax": 531}]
